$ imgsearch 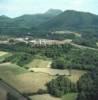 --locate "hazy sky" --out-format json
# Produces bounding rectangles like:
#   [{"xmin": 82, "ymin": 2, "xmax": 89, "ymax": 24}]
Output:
[{"xmin": 0, "ymin": 0, "xmax": 98, "ymax": 17}]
